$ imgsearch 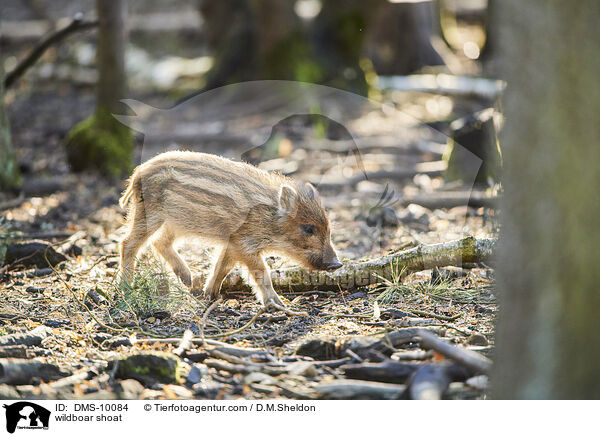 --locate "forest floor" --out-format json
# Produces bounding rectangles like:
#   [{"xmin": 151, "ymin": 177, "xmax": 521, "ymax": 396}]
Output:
[{"xmin": 1, "ymin": 88, "xmax": 499, "ymax": 400}]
